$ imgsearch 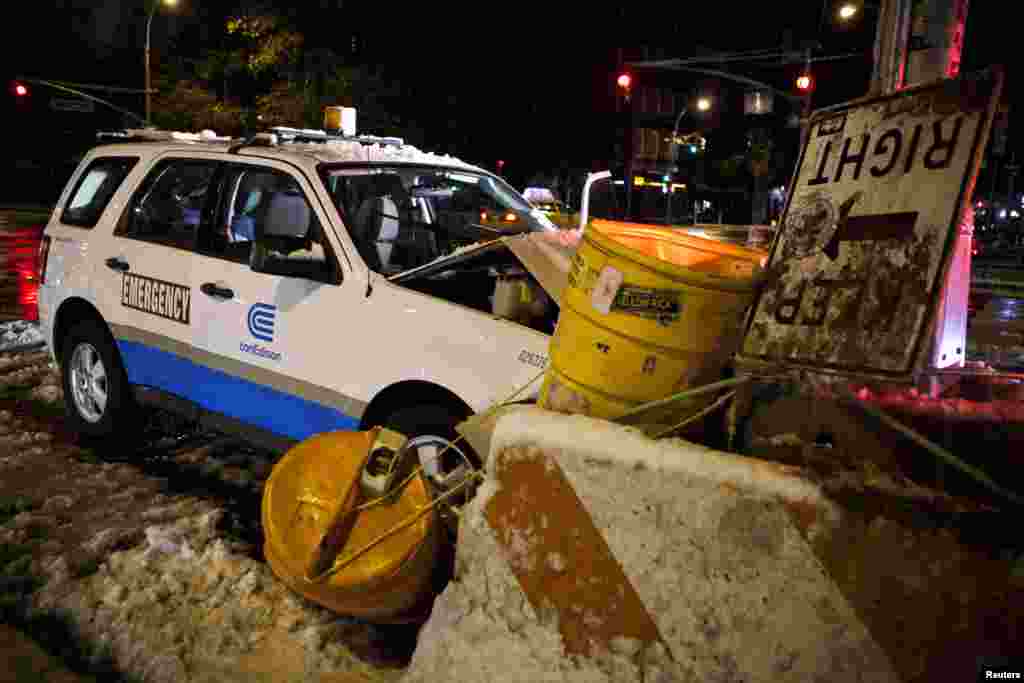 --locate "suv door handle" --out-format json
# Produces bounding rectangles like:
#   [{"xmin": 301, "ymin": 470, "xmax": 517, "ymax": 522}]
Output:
[
  {"xmin": 105, "ymin": 257, "xmax": 130, "ymax": 272},
  {"xmin": 200, "ymin": 282, "xmax": 234, "ymax": 299}
]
